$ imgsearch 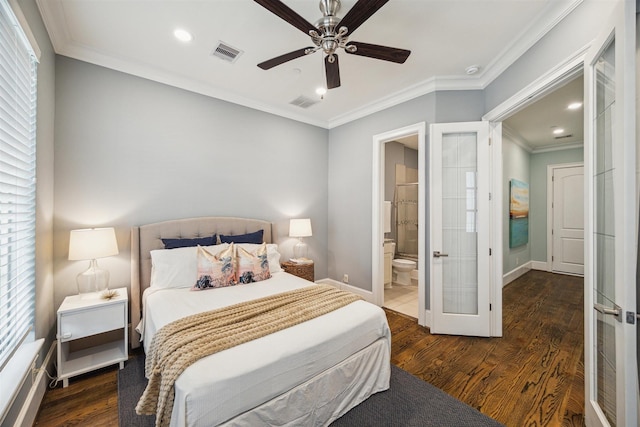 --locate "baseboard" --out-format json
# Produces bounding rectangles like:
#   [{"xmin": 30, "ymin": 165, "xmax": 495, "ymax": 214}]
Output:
[
  {"xmin": 14, "ymin": 341, "xmax": 55, "ymax": 427},
  {"xmin": 316, "ymin": 278, "xmax": 374, "ymax": 303},
  {"xmin": 503, "ymin": 262, "xmax": 532, "ymax": 286},
  {"xmin": 530, "ymin": 261, "xmax": 550, "ymax": 271}
]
